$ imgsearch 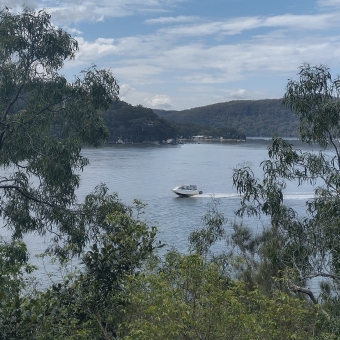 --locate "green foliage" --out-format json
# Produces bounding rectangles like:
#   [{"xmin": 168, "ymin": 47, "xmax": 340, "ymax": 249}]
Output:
[
  {"xmin": 231, "ymin": 64, "xmax": 340, "ymax": 333},
  {"xmin": 25, "ymin": 201, "xmax": 160, "ymax": 340},
  {"xmin": 0, "ymin": 8, "xmax": 119, "ymax": 253},
  {"xmin": 283, "ymin": 63, "xmax": 340, "ymax": 149},
  {"xmin": 82, "ymin": 202, "xmax": 160, "ymax": 294},
  {"xmin": 0, "ymin": 240, "xmax": 40, "ymax": 339},
  {"xmin": 1, "ymin": 10, "xmax": 338, "ymax": 340},
  {"xmin": 121, "ymin": 252, "xmax": 325, "ymax": 340},
  {"xmin": 189, "ymin": 198, "xmax": 226, "ymax": 257},
  {"xmin": 0, "ymin": 196, "xmax": 332, "ymax": 339}
]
